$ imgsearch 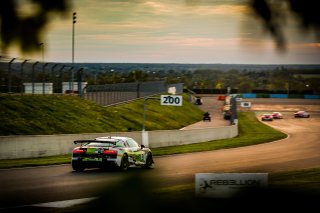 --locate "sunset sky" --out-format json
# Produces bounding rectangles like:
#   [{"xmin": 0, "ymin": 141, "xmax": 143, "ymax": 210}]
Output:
[{"xmin": 7, "ymin": 0, "xmax": 320, "ymax": 64}]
